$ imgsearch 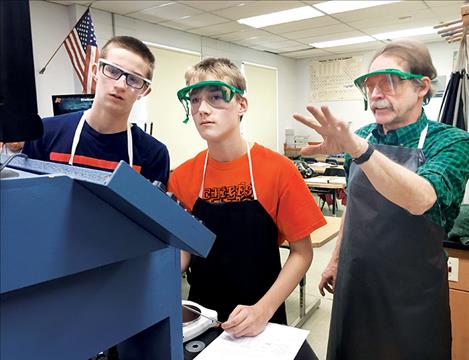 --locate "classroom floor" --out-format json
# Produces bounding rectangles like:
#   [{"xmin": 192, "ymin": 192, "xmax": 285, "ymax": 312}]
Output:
[
  {"xmin": 282, "ymin": 237, "xmax": 336, "ymax": 360},
  {"xmin": 182, "ymin": 203, "xmax": 343, "ymax": 360}
]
